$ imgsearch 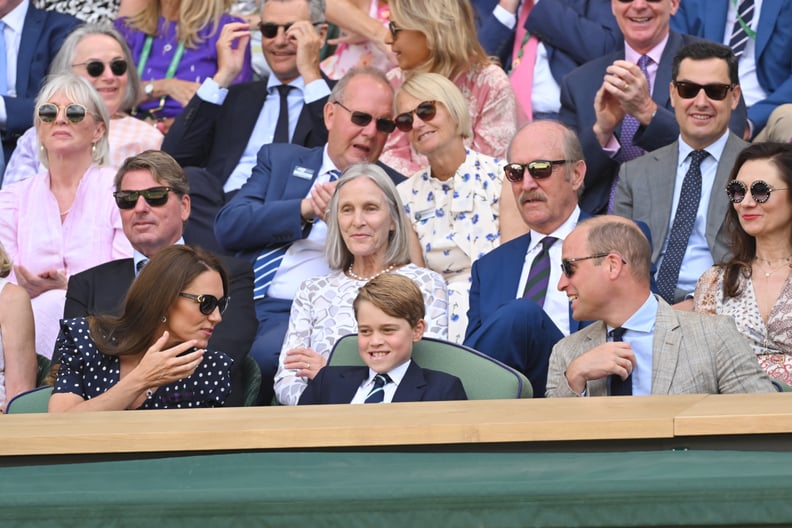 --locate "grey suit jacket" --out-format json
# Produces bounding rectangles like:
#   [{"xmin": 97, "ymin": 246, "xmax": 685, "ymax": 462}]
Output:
[
  {"xmin": 613, "ymin": 133, "xmax": 748, "ymax": 300},
  {"xmin": 546, "ymin": 297, "xmax": 775, "ymax": 397}
]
